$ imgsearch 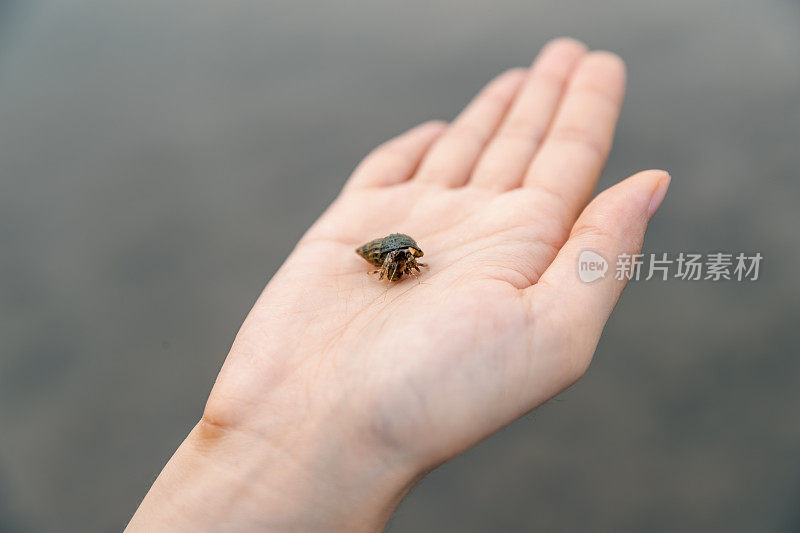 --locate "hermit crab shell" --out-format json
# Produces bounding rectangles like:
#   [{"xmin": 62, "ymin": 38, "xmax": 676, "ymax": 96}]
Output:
[{"xmin": 355, "ymin": 233, "xmax": 423, "ymax": 266}]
